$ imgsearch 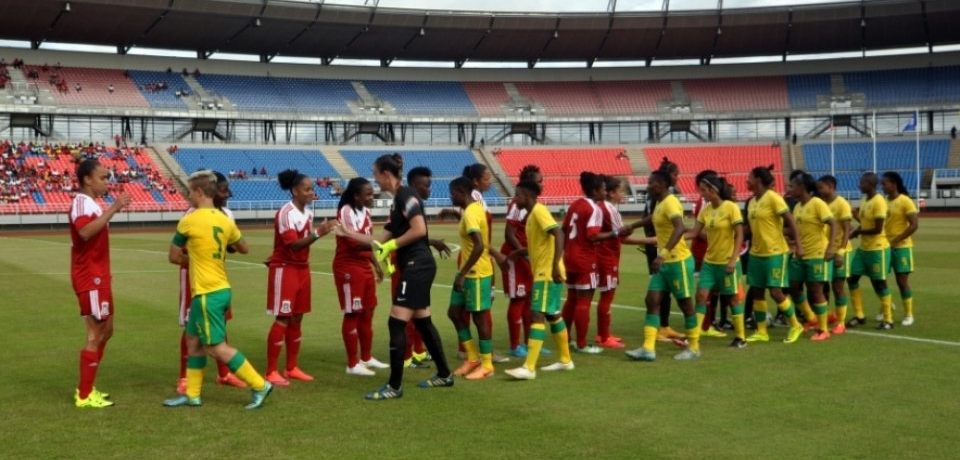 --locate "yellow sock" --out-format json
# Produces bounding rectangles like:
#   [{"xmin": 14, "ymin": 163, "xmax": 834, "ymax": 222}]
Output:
[
  {"xmin": 186, "ymin": 368, "xmax": 203, "ymax": 399},
  {"xmin": 686, "ymin": 327, "xmax": 701, "ymax": 352},
  {"xmin": 815, "ymin": 303, "xmax": 829, "ymax": 333},
  {"xmin": 799, "ymin": 301, "xmax": 816, "ymax": 323},
  {"xmin": 754, "ymin": 299, "xmax": 769, "ymax": 336},
  {"xmin": 463, "ymin": 339, "xmax": 479, "ymax": 362},
  {"xmin": 779, "ymin": 299, "xmax": 801, "ymax": 328},
  {"xmin": 904, "ymin": 297, "xmax": 914, "ymax": 317},
  {"xmin": 881, "ymin": 294, "xmax": 893, "ymax": 323},
  {"xmin": 549, "ymin": 319, "xmax": 572, "ymax": 364},
  {"xmin": 732, "ymin": 314, "xmax": 745, "ymax": 340},
  {"xmin": 233, "ymin": 359, "xmax": 266, "ymax": 391},
  {"xmin": 480, "ymin": 353, "xmax": 493, "ymax": 370},
  {"xmin": 836, "ymin": 305, "xmax": 848, "ymax": 324},
  {"xmin": 851, "ymin": 286, "xmax": 864, "ymax": 319},
  {"xmin": 643, "ymin": 326, "xmax": 657, "ymax": 352}
]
